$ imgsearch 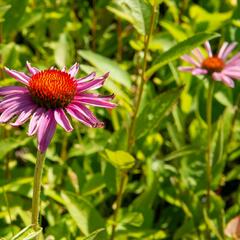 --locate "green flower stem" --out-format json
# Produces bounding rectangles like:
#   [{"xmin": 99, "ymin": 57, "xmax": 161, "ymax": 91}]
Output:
[
  {"xmin": 206, "ymin": 80, "xmax": 214, "ymax": 209},
  {"xmin": 205, "ymin": 80, "xmax": 214, "ymax": 238},
  {"xmin": 32, "ymin": 150, "xmax": 46, "ymax": 233}
]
